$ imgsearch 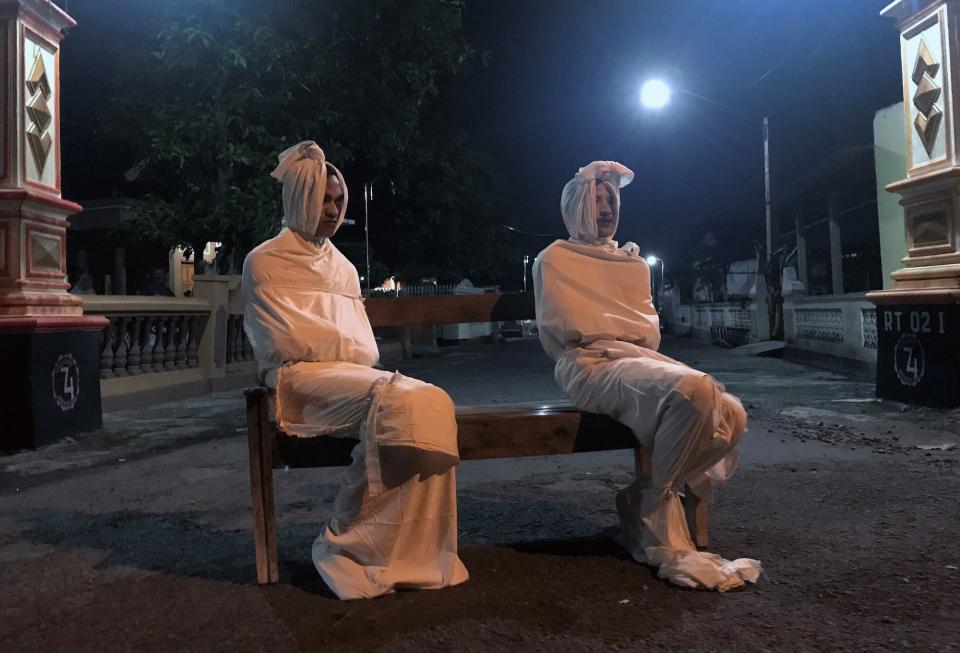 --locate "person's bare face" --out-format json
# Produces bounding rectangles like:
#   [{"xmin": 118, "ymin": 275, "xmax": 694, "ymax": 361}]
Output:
[
  {"xmin": 595, "ymin": 181, "xmax": 617, "ymax": 238},
  {"xmin": 314, "ymin": 173, "xmax": 345, "ymax": 239}
]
